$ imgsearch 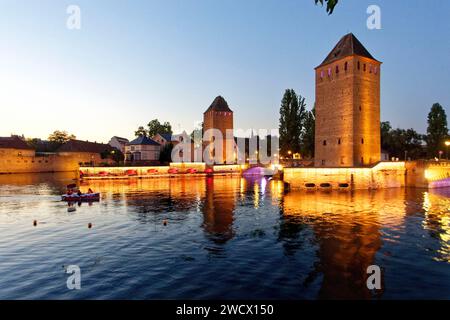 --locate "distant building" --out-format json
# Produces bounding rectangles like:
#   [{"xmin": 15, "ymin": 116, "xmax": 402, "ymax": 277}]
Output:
[
  {"xmin": 152, "ymin": 133, "xmax": 176, "ymax": 147},
  {"xmin": 202, "ymin": 96, "xmax": 235, "ymax": 164},
  {"xmin": 57, "ymin": 139, "xmax": 117, "ymax": 166},
  {"xmin": 314, "ymin": 33, "xmax": 381, "ymax": 167},
  {"xmin": 108, "ymin": 136, "xmax": 129, "ymax": 153},
  {"xmin": 171, "ymin": 131, "xmax": 190, "ymax": 145},
  {"xmin": 0, "ymin": 136, "xmax": 35, "ymax": 158},
  {"xmin": 125, "ymin": 136, "xmax": 160, "ymax": 163}
]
